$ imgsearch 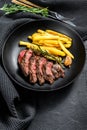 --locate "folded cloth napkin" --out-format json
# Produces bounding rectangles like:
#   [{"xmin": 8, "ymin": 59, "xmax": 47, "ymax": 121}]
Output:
[{"xmin": 0, "ymin": 0, "xmax": 87, "ymax": 130}]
